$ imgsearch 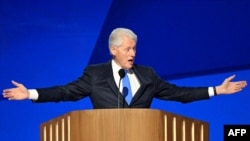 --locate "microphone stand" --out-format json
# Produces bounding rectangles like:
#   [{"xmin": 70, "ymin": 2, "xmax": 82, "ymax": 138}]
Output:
[
  {"xmin": 117, "ymin": 69, "xmax": 125, "ymax": 141},
  {"xmin": 118, "ymin": 69, "xmax": 125, "ymax": 108}
]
